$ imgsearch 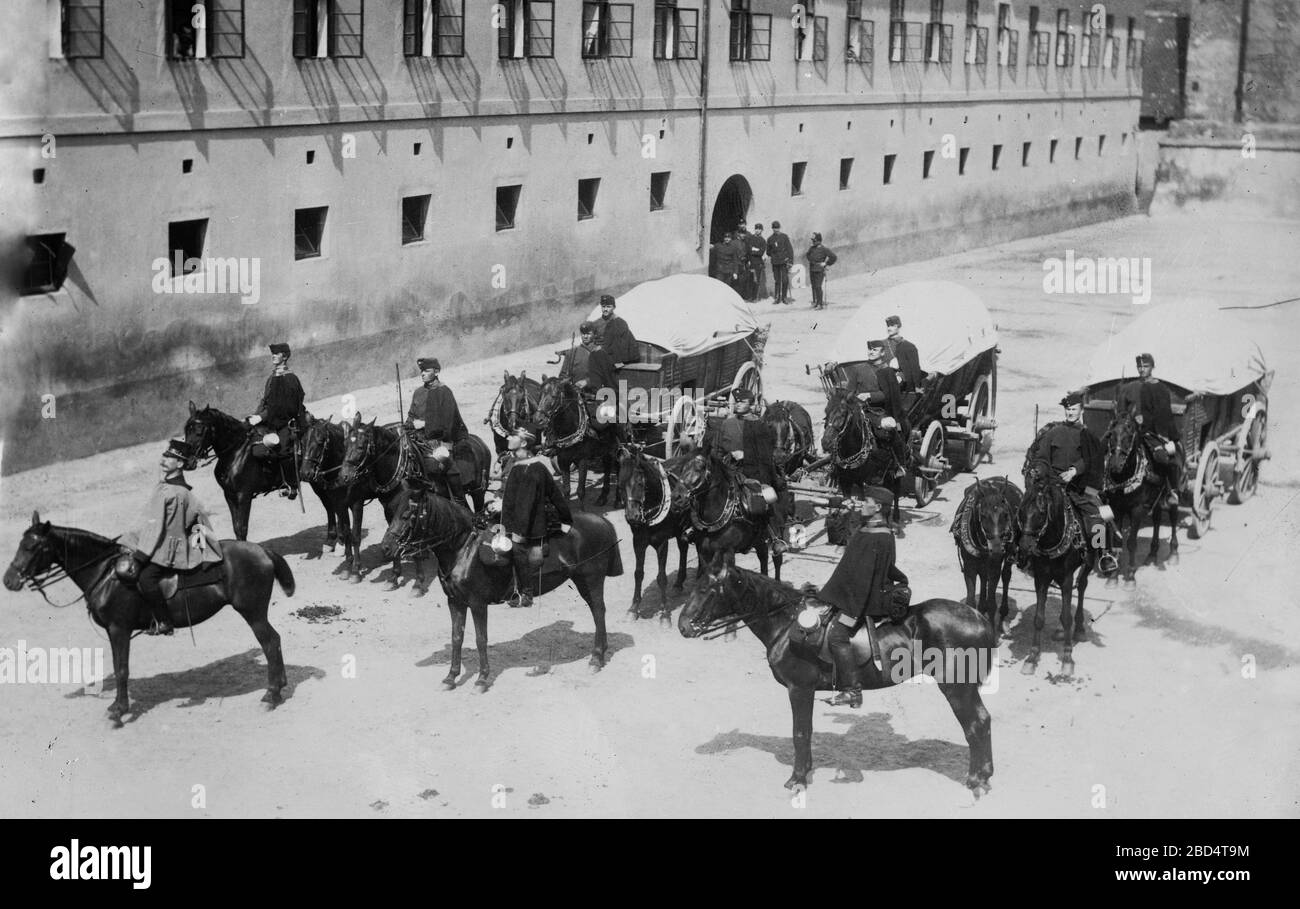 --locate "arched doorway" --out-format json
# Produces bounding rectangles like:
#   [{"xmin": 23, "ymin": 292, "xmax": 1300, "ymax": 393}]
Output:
[{"xmin": 710, "ymin": 175, "xmax": 753, "ymax": 245}]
